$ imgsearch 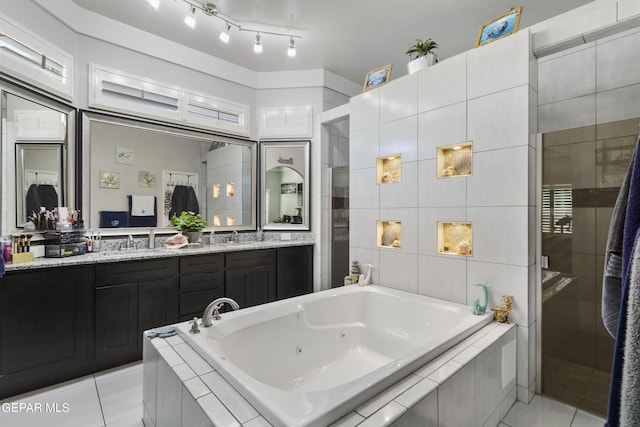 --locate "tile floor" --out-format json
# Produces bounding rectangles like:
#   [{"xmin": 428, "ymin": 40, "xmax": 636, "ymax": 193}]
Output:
[{"xmin": 0, "ymin": 362, "xmax": 606, "ymax": 427}]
